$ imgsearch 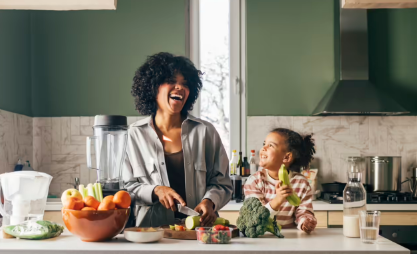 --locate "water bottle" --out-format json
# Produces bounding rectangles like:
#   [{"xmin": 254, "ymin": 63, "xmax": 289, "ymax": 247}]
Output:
[{"xmin": 343, "ymin": 157, "xmax": 367, "ymax": 238}]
